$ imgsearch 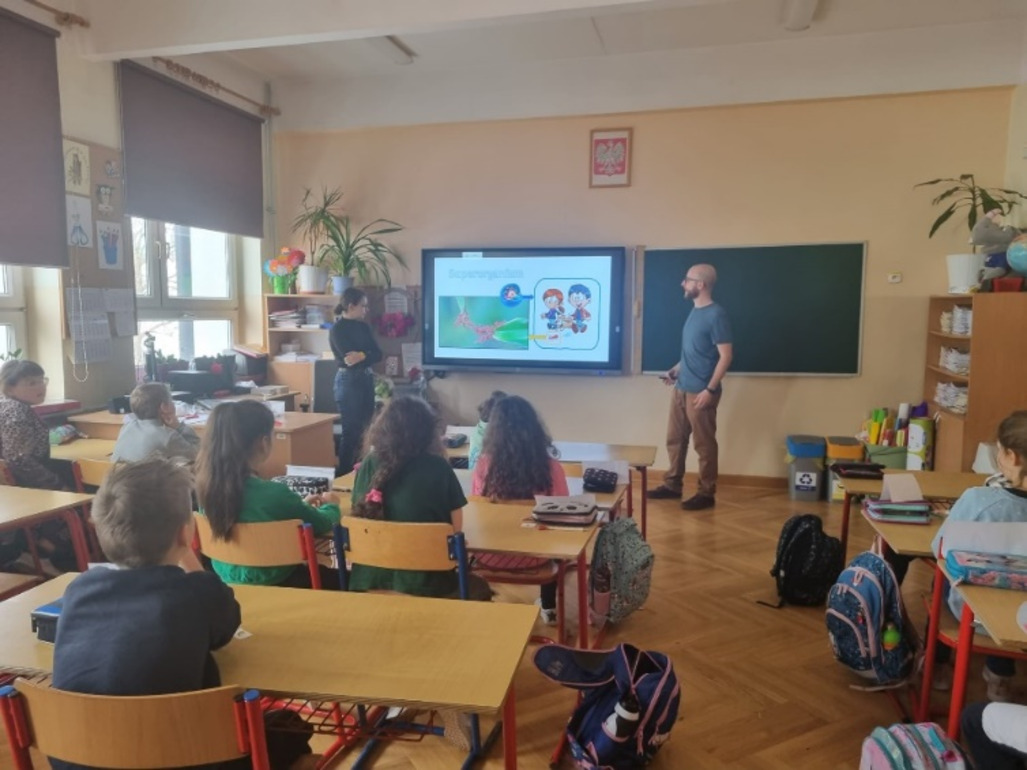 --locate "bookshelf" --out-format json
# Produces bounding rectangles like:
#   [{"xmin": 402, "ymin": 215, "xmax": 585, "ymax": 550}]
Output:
[
  {"xmin": 264, "ymin": 293, "xmax": 338, "ymax": 406},
  {"xmin": 923, "ymin": 293, "xmax": 1027, "ymax": 471}
]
